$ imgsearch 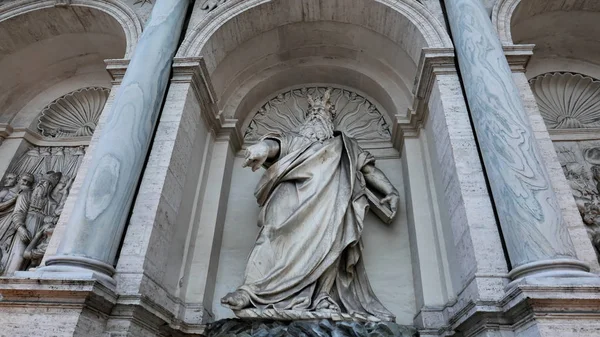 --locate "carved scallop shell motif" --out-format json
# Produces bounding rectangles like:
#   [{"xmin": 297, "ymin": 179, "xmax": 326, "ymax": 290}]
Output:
[
  {"xmin": 529, "ymin": 72, "xmax": 600, "ymax": 129},
  {"xmin": 38, "ymin": 87, "xmax": 110, "ymax": 138},
  {"xmin": 244, "ymin": 87, "xmax": 391, "ymax": 142}
]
